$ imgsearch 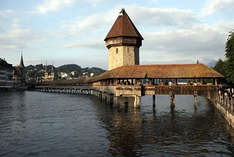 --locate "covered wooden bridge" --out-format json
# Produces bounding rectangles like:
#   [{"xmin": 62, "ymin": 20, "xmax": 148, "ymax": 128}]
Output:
[
  {"xmin": 82, "ymin": 63, "xmax": 223, "ymax": 108},
  {"xmin": 36, "ymin": 63, "xmax": 224, "ymax": 109},
  {"xmin": 87, "ymin": 64, "xmax": 223, "ymax": 86}
]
